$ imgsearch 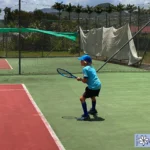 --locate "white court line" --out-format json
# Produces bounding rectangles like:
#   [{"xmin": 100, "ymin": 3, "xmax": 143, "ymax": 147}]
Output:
[
  {"xmin": 22, "ymin": 84, "xmax": 66, "ymax": 150},
  {"xmin": 5, "ymin": 59, "xmax": 13, "ymax": 69}
]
